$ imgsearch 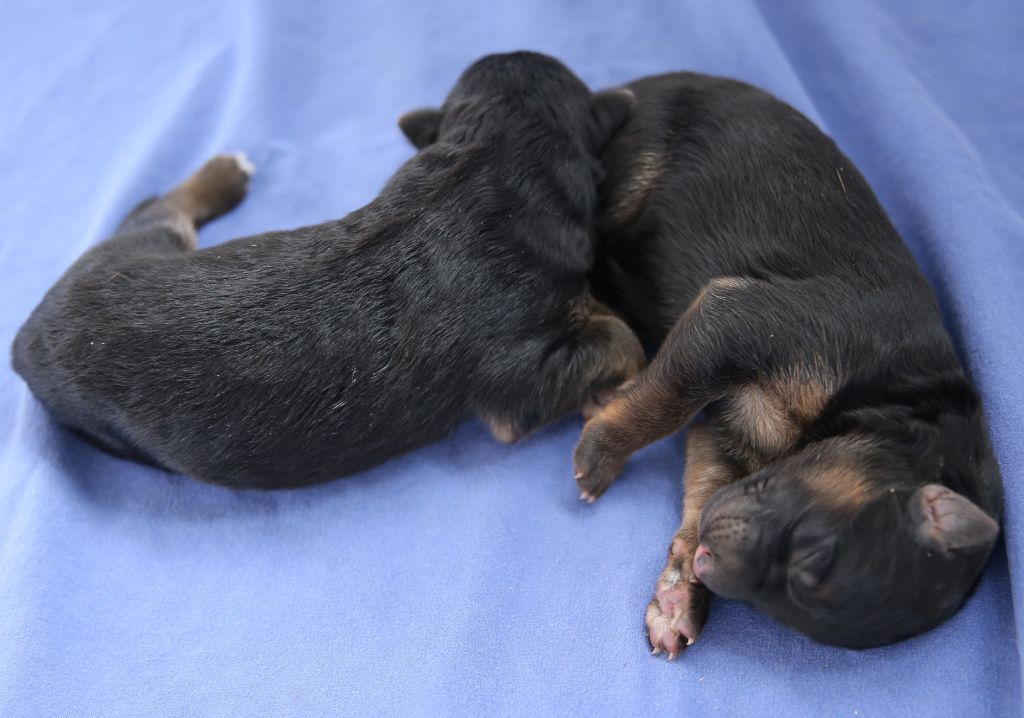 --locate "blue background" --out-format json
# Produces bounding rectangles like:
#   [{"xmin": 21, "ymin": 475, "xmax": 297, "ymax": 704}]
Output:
[{"xmin": 1, "ymin": 2, "xmax": 1022, "ymax": 716}]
